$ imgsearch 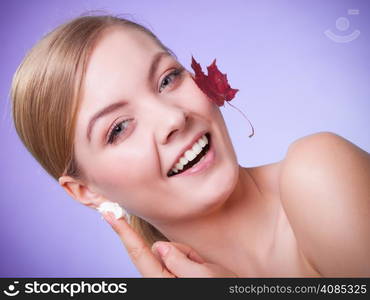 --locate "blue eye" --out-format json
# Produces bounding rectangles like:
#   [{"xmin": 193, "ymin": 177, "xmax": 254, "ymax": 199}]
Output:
[
  {"xmin": 159, "ymin": 67, "xmax": 184, "ymax": 93},
  {"xmin": 106, "ymin": 67, "xmax": 185, "ymax": 145},
  {"xmin": 106, "ymin": 119, "xmax": 131, "ymax": 144}
]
